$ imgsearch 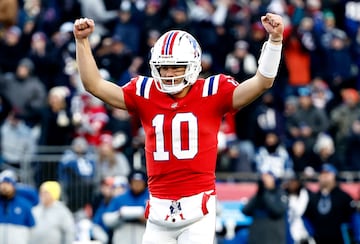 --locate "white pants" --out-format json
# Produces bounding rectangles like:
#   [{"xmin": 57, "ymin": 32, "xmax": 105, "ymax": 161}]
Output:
[{"xmin": 142, "ymin": 193, "xmax": 216, "ymax": 244}]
